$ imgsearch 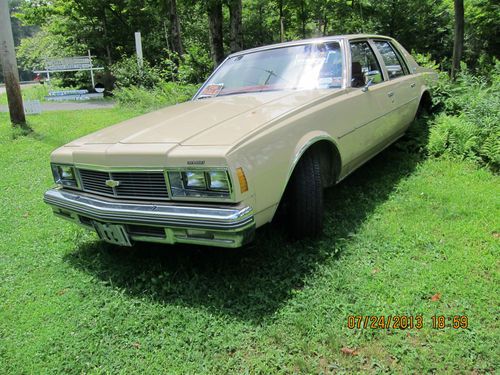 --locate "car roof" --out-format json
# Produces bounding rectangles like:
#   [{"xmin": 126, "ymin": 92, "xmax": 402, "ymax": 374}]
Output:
[{"xmin": 228, "ymin": 34, "xmax": 395, "ymax": 57}]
